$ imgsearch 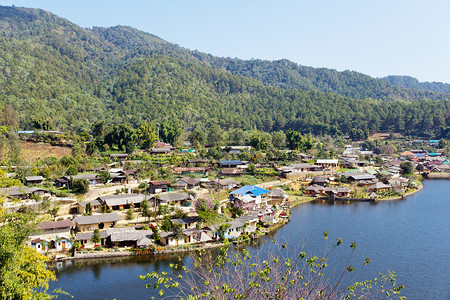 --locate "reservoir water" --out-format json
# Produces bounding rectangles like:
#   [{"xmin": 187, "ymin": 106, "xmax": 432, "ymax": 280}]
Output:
[{"xmin": 50, "ymin": 180, "xmax": 450, "ymax": 299}]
